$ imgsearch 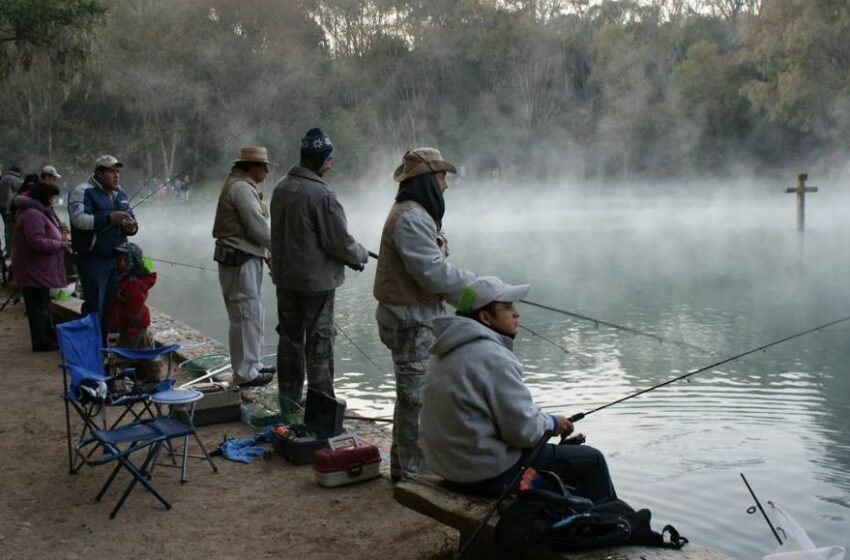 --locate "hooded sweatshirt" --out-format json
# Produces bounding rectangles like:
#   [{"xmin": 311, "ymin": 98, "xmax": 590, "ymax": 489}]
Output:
[{"xmin": 419, "ymin": 315, "xmax": 551, "ymax": 483}]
